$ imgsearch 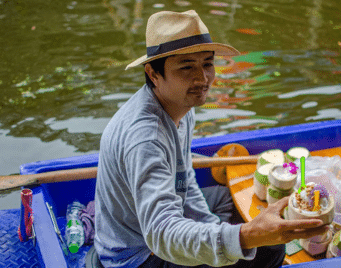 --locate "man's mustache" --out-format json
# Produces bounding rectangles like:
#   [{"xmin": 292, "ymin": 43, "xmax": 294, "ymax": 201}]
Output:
[{"xmin": 187, "ymin": 86, "xmax": 209, "ymax": 93}]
